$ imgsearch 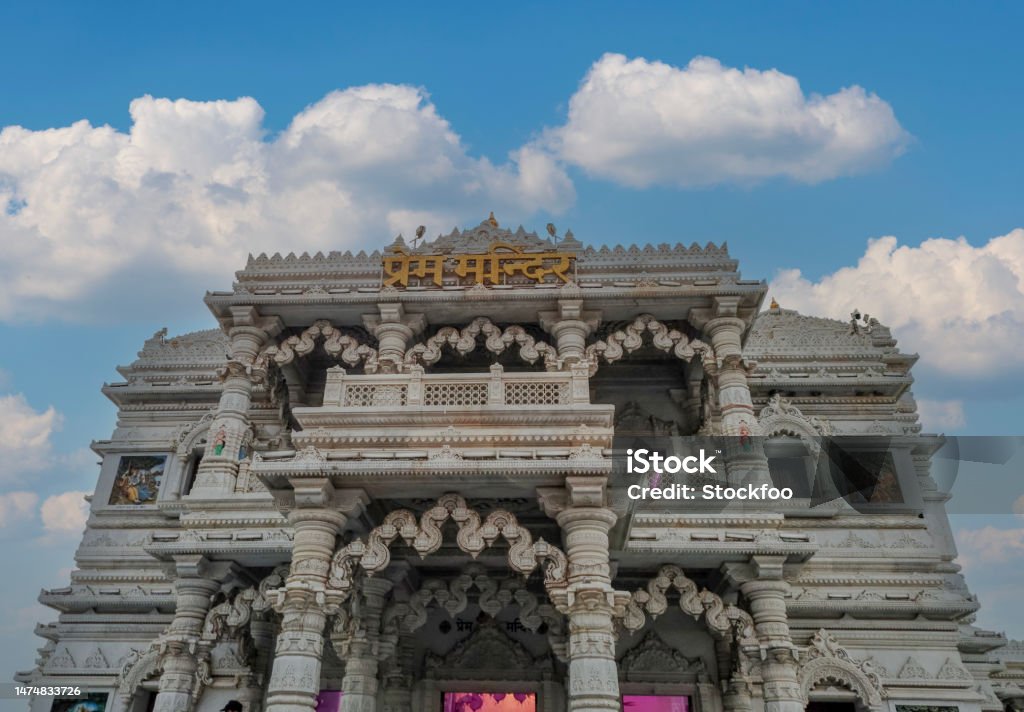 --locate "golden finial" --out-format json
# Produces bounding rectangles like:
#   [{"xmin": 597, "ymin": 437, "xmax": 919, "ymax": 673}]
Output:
[
  {"xmin": 487, "ymin": 211, "xmax": 499, "ymax": 228},
  {"xmin": 770, "ymin": 297, "xmax": 780, "ymax": 309}
]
